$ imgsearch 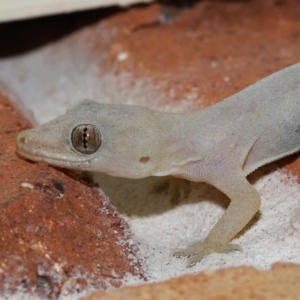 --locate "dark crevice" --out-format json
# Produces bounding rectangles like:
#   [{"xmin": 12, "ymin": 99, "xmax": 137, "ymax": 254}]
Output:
[{"xmin": 0, "ymin": 6, "xmax": 120, "ymax": 58}]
